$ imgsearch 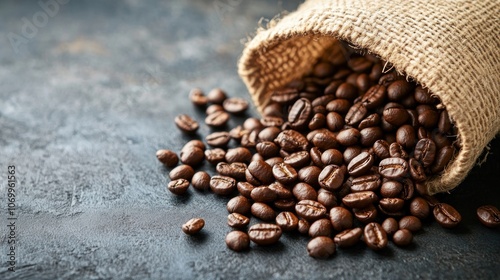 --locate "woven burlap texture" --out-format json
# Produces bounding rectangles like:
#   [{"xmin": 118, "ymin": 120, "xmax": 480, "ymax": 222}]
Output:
[{"xmin": 238, "ymin": 0, "xmax": 500, "ymax": 195}]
